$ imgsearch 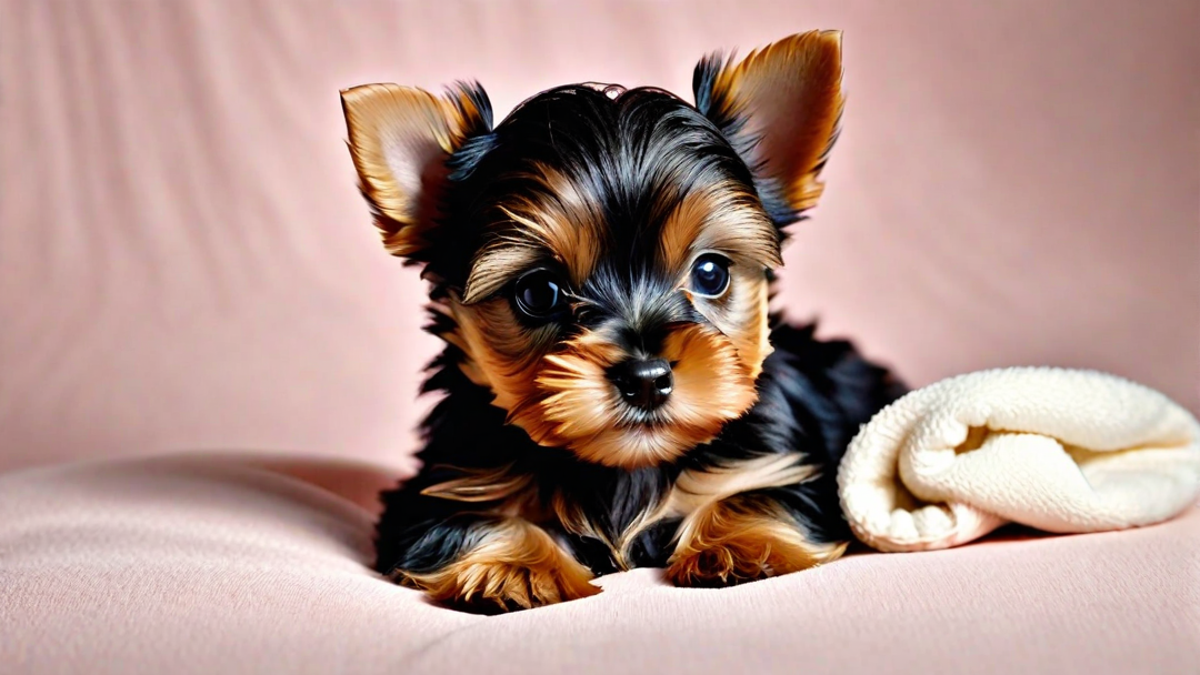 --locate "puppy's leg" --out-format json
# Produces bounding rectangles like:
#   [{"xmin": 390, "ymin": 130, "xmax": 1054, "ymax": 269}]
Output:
[
  {"xmin": 666, "ymin": 491, "xmax": 847, "ymax": 587},
  {"xmin": 391, "ymin": 514, "xmax": 600, "ymax": 611}
]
